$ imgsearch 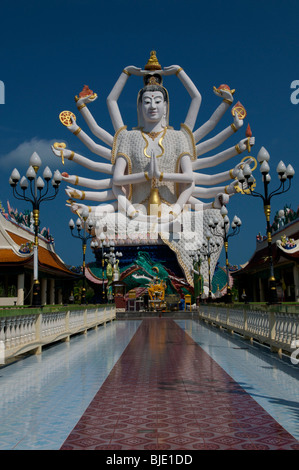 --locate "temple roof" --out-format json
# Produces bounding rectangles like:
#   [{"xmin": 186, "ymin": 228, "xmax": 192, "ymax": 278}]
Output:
[
  {"xmin": 232, "ymin": 218, "xmax": 299, "ymax": 277},
  {"xmin": 0, "ymin": 208, "xmax": 79, "ymax": 278}
]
